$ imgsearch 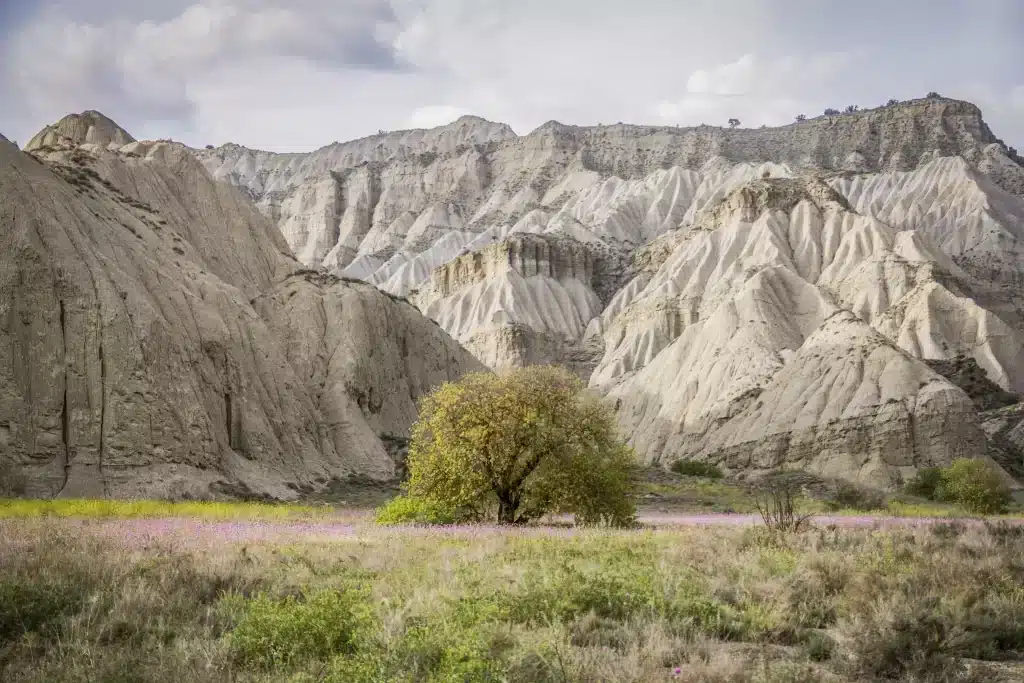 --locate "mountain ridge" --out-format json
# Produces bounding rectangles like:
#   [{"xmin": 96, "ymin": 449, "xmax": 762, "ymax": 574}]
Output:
[{"xmin": 8, "ymin": 96, "xmax": 1024, "ymax": 494}]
